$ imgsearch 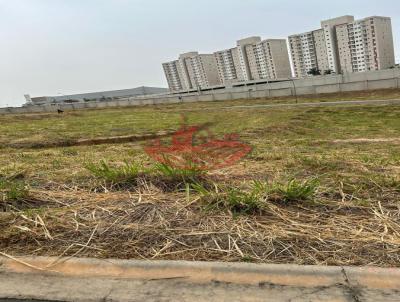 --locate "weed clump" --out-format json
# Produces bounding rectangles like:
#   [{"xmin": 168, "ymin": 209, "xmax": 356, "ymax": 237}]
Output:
[
  {"xmin": 269, "ymin": 179, "xmax": 319, "ymax": 203},
  {"xmin": 192, "ymin": 179, "xmax": 319, "ymax": 214},
  {"xmin": 85, "ymin": 160, "xmax": 208, "ymax": 191},
  {"xmin": 150, "ymin": 163, "xmax": 208, "ymax": 191},
  {"xmin": 85, "ymin": 160, "xmax": 146, "ymax": 185},
  {"xmin": 153, "ymin": 163, "xmax": 204, "ymax": 179},
  {"xmin": 0, "ymin": 177, "xmax": 28, "ymax": 202}
]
